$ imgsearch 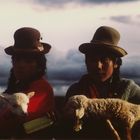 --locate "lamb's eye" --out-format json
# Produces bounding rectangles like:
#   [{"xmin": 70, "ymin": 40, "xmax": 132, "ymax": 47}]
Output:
[{"xmin": 12, "ymin": 104, "xmax": 18, "ymax": 108}]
